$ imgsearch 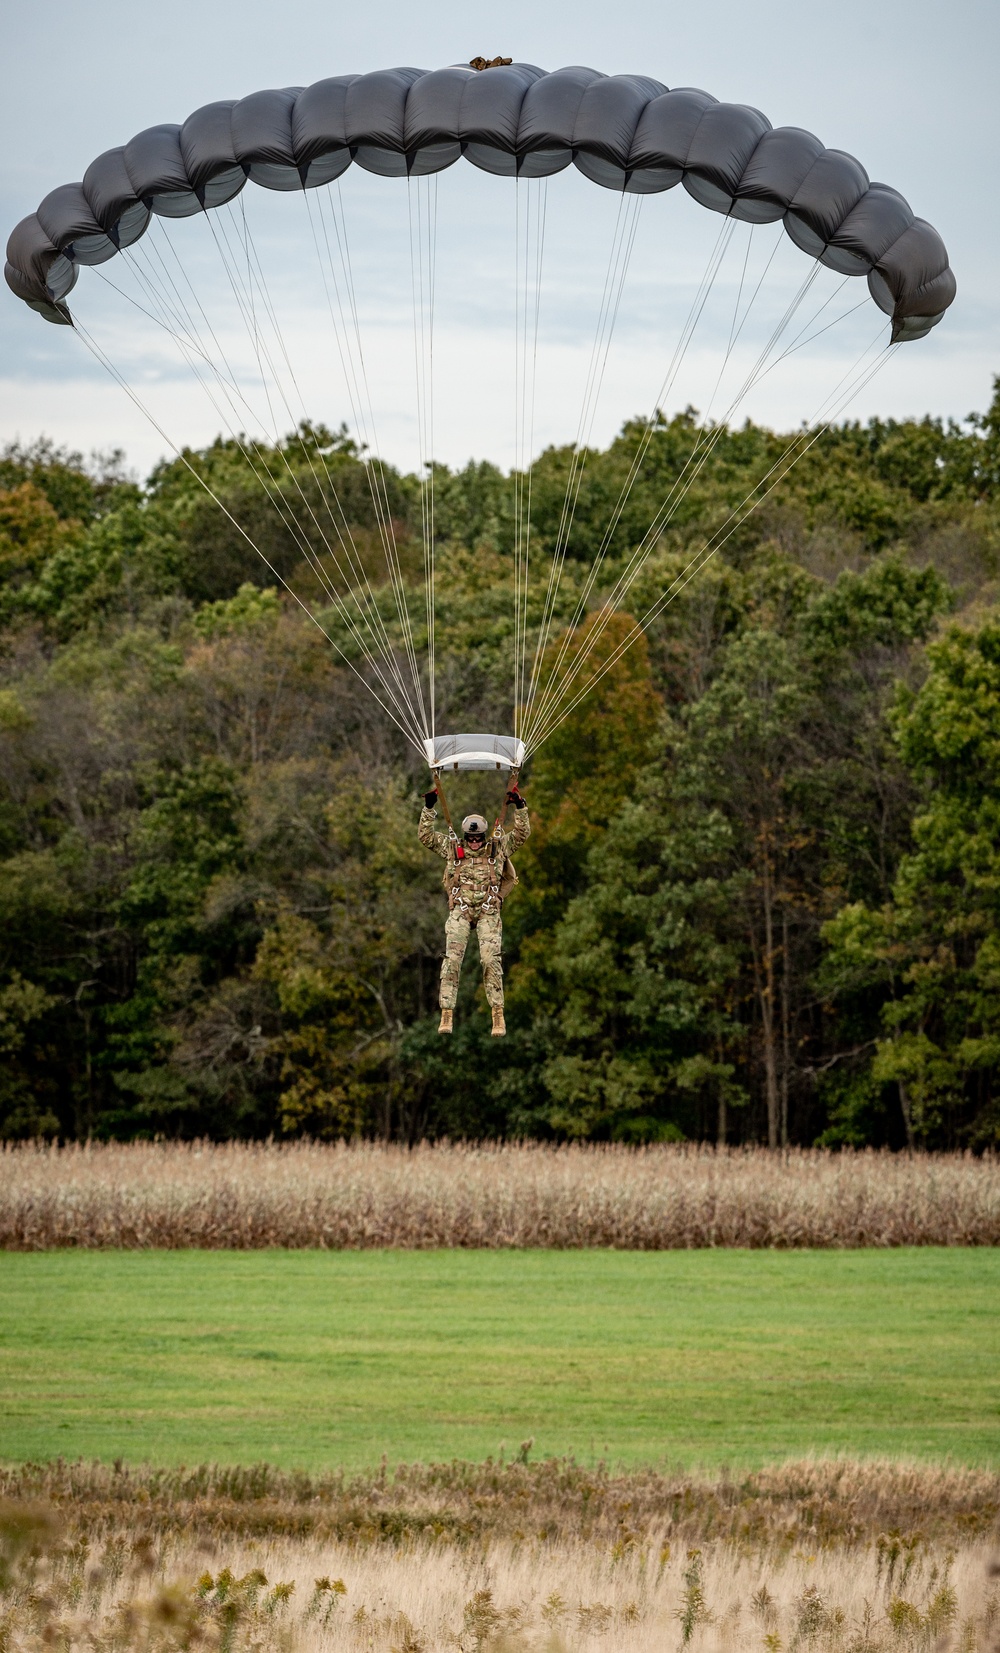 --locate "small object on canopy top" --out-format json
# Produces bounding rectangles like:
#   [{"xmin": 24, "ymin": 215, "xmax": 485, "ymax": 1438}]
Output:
[
  {"xmin": 424, "ymin": 734, "xmax": 525, "ymax": 774},
  {"xmin": 469, "ymin": 56, "xmax": 513, "ymax": 70}
]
